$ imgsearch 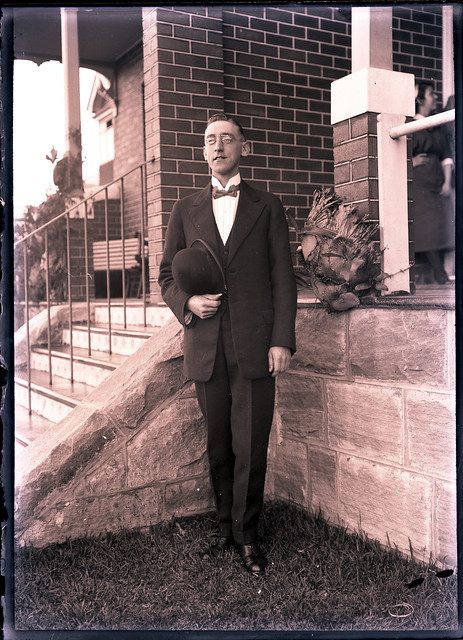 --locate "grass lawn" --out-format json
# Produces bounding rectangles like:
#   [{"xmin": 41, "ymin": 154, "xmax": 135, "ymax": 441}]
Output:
[{"xmin": 14, "ymin": 500, "xmax": 458, "ymax": 632}]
